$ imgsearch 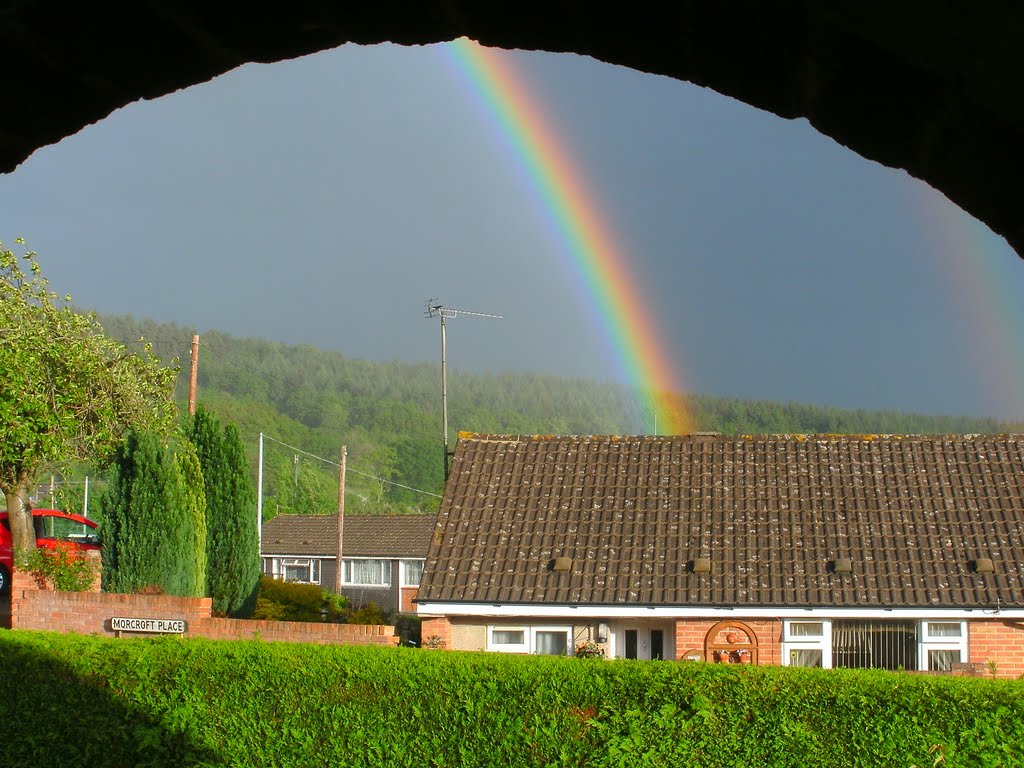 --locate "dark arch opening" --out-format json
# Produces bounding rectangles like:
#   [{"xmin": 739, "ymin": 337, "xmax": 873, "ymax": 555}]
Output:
[{"xmin": 2, "ymin": 5, "xmax": 1022, "ymax": 256}]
